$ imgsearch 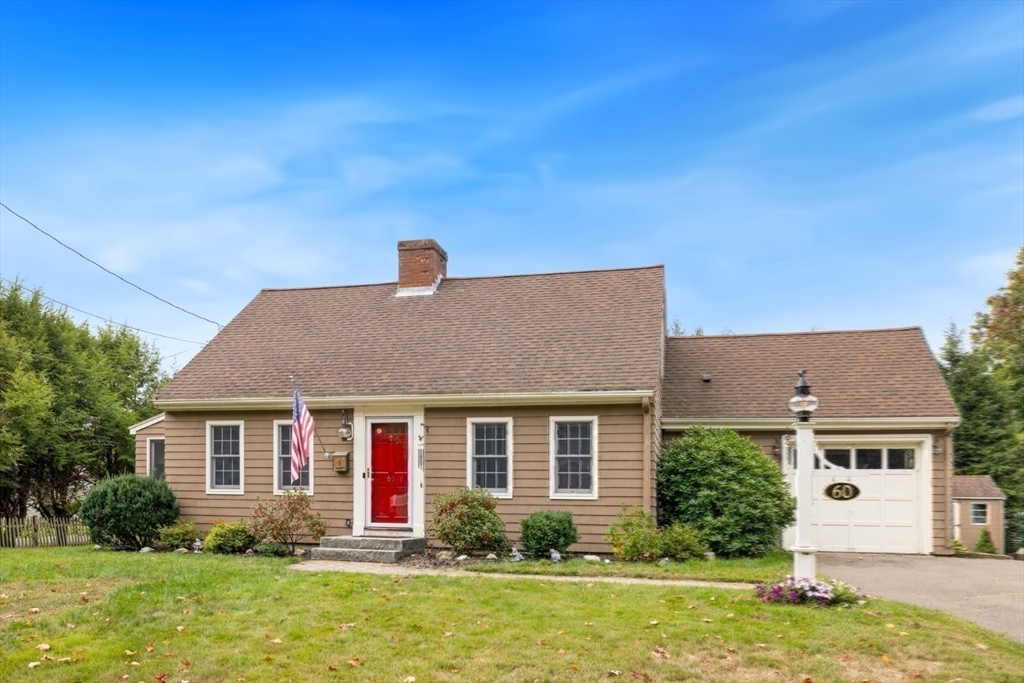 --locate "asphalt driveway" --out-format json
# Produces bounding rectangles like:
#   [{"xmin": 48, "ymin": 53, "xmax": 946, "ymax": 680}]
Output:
[{"xmin": 819, "ymin": 553, "xmax": 1024, "ymax": 643}]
